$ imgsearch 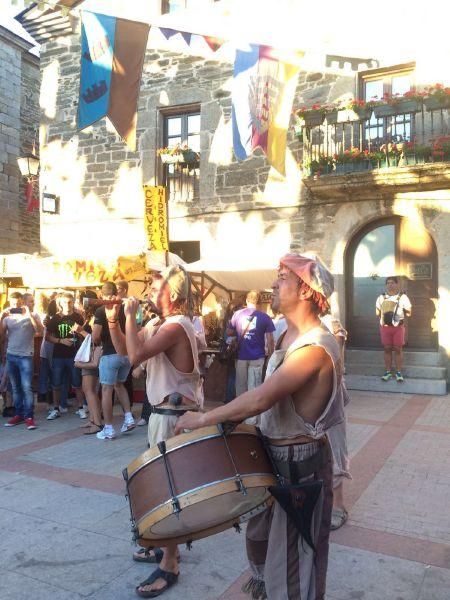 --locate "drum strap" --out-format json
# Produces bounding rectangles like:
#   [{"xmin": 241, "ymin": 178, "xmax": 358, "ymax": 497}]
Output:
[{"xmin": 150, "ymin": 404, "xmax": 200, "ymax": 417}]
